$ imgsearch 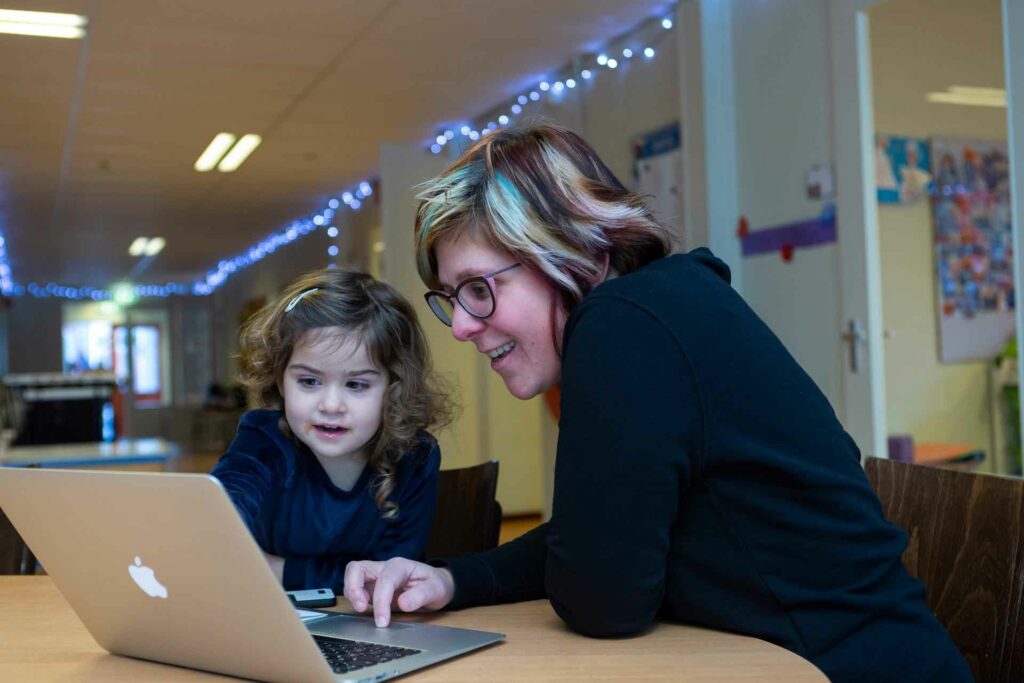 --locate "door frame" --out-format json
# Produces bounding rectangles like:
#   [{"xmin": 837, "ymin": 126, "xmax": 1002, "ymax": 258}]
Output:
[{"xmin": 828, "ymin": 0, "xmax": 888, "ymax": 459}]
